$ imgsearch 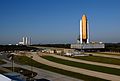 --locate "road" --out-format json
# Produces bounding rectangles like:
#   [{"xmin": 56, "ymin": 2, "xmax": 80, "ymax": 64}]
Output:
[
  {"xmin": 1, "ymin": 58, "xmax": 82, "ymax": 81},
  {"xmin": 30, "ymin": 53, "xmax": 120, "ymax": 81},
  {"xmin": 47, "ymin": 54, "xmax": 120, "ymax": 69}
]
